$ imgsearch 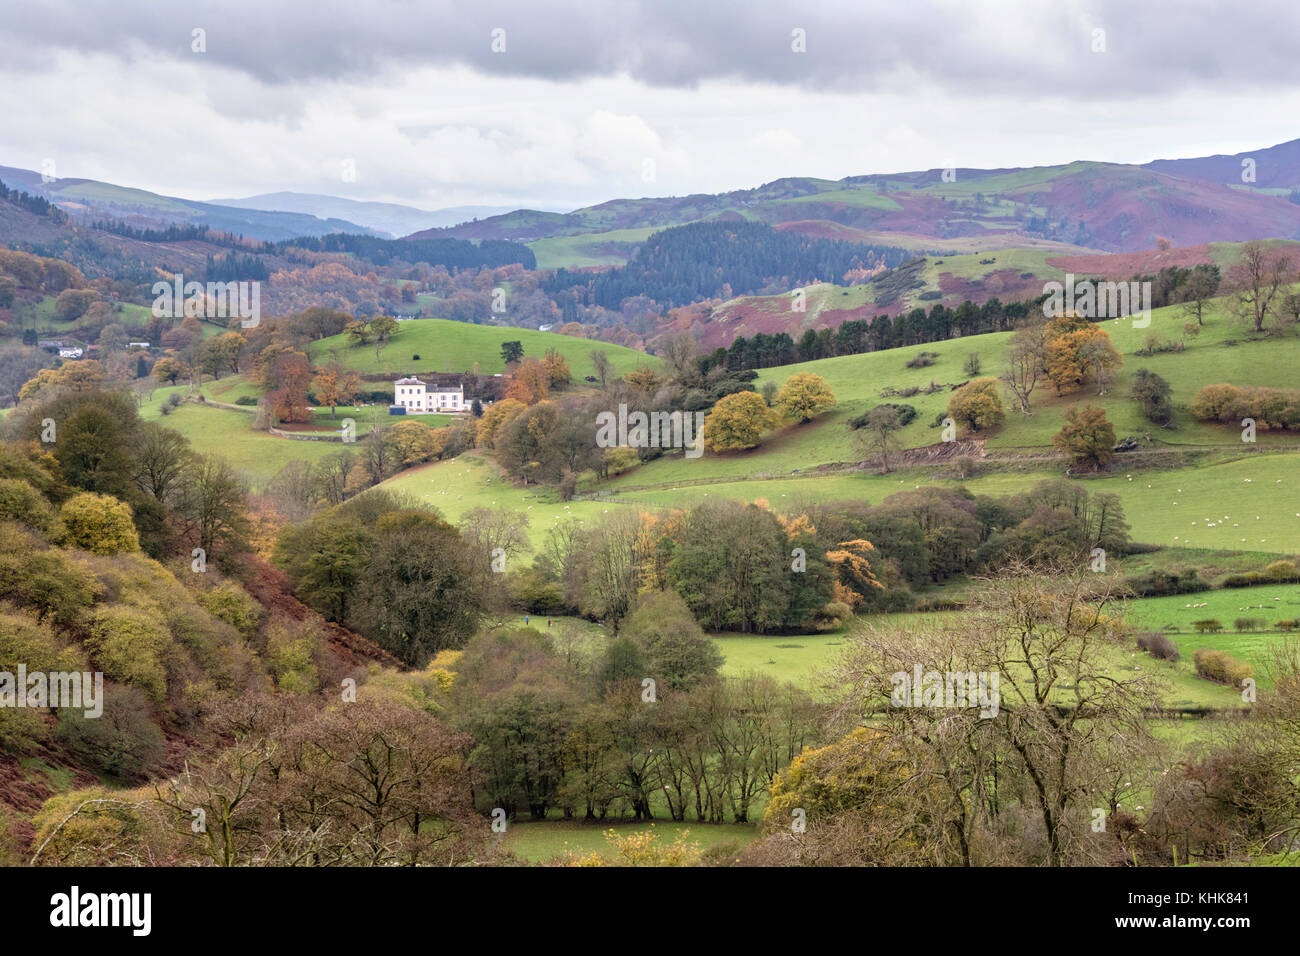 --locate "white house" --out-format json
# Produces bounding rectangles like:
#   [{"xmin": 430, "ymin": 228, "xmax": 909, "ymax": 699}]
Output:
[
  {"xmin": 58, "ymin": 347, "xmax": 84, "ymax": 359},
  {"xmin": 393, "ymin": 376, "xmax": 465, "ymax": 413}
]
